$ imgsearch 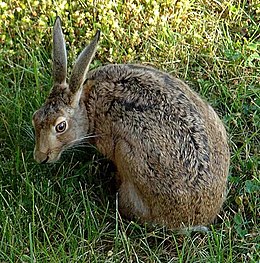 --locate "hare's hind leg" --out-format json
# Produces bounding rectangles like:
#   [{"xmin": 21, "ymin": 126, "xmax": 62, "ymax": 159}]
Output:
[
  {"xmin": 117, "ymin": 178, "xmax": 150, "ymax": 221},
  {"xmin": 114, "ymin": 140, "xmax": 151, "ymax": 222}
]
